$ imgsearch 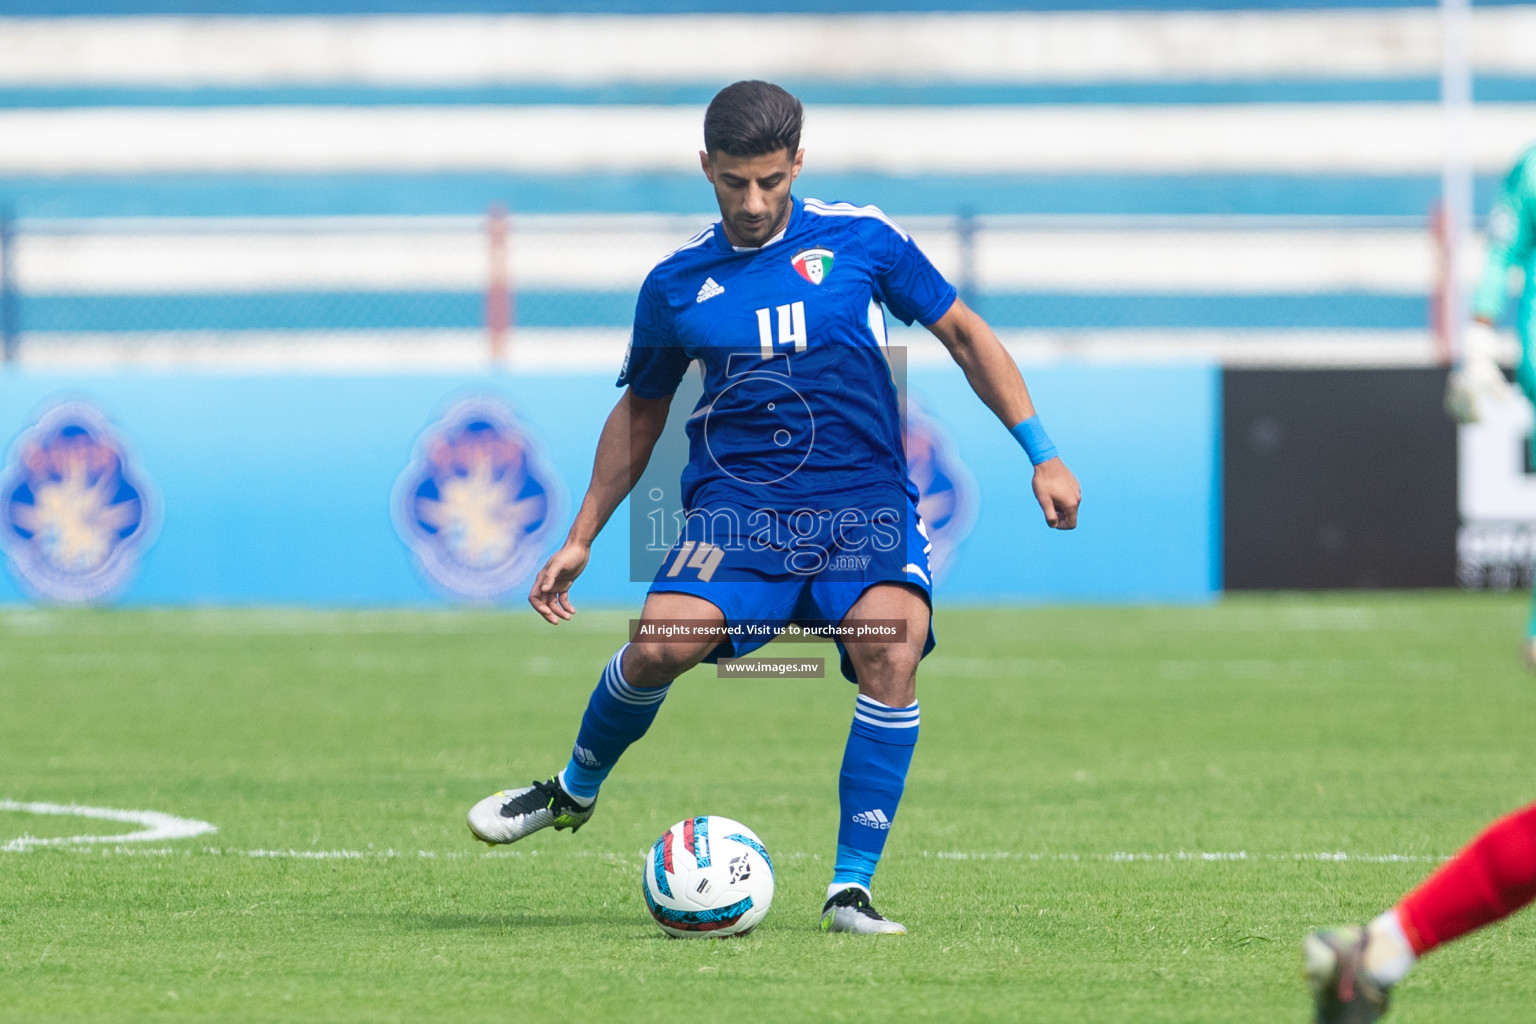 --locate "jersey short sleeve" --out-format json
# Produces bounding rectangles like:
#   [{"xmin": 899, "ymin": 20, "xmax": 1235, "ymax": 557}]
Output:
[
  {"xmin": 861, "ymin": 214, "xmax": 958, "ymax": 327},
  {"xmin": 616, "ymin": 272, "xmax": 691, "ymax": 399}
]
